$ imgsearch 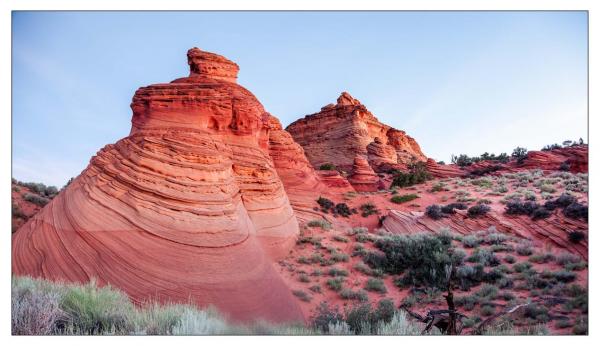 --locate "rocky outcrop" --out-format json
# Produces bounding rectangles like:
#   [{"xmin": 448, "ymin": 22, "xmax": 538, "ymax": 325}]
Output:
[
  {"xmin": 267, "ymin": 115, "xmax": 326, "ymax": 219},
  {"xmin": 425, "ymin": 158, "xmax": 465, "ymax": 178},
  {"xmin": 286, "ymin": 92, "xmax": 427, "ymax": 174},
  {"xmin": 12, "ymin": 48, "xmax": 304, "ymax": 323},
  {"xmin": 382, "ymin": 209, "xmax": 588, "ymax": 260},
  {"xmin": 520, "ymin": 146, "xmax": 588, "ymax": 173},
  {"xmin": 348, "ymin": 155, "xmax": 381, "ymax": 192}
]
